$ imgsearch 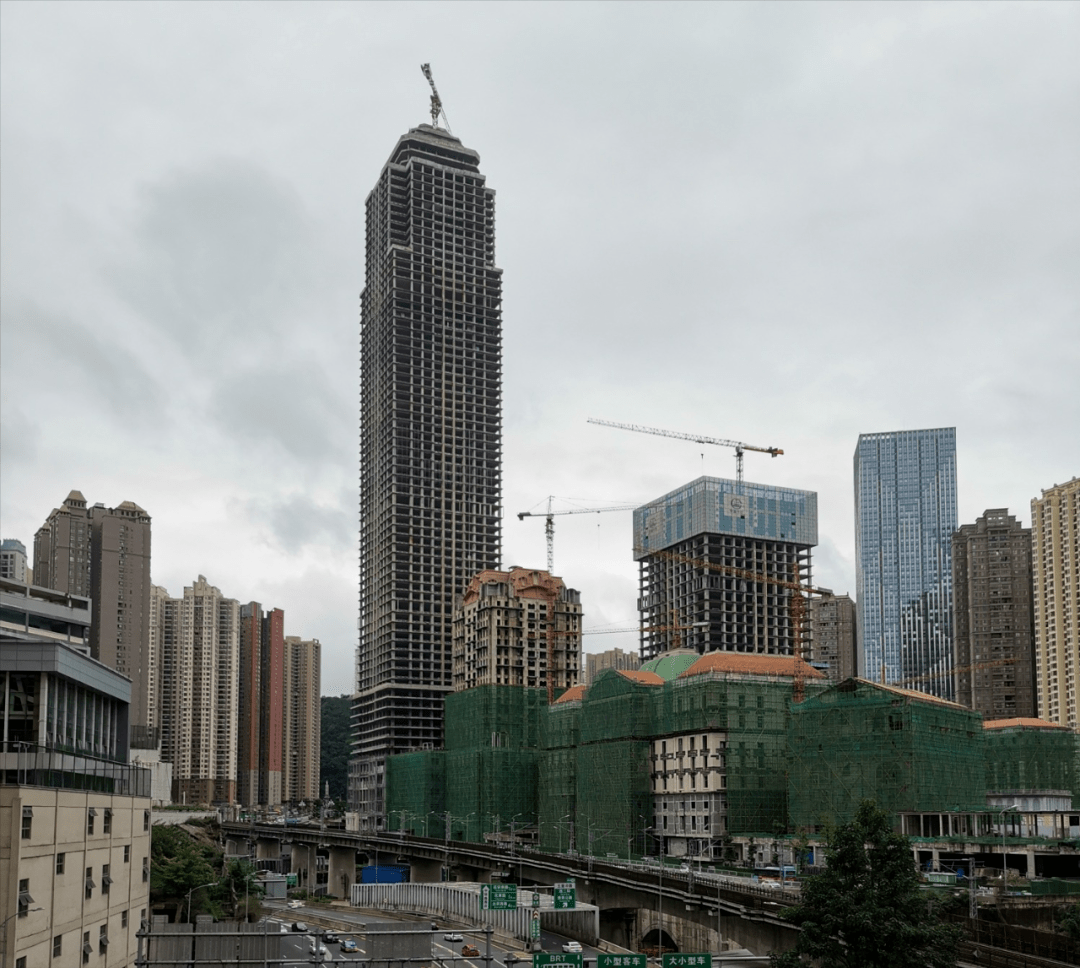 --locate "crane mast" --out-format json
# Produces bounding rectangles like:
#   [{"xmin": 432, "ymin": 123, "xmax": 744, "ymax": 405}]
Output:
[
  {"xmin": 420, "ymin": 63, "xmax": 451, "ymax": 131},
  {"xmin": 588, "ymin": 417, "xmax": 783, "ymax": 483},
  {"xmin": 517, "ymin": 498, "xmax": 637, "ymax": 573}
]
